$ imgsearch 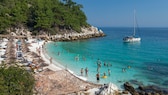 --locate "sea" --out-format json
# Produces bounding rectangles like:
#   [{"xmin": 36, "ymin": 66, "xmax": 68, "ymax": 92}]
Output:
[{"xmin": 45, "ymin": 27, "xmax": 168, "ymax": 89}]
